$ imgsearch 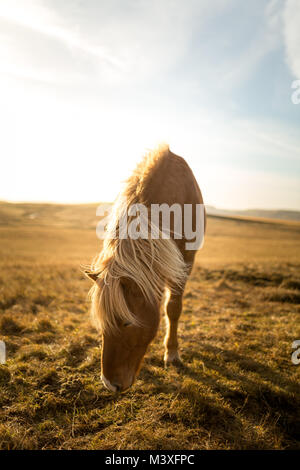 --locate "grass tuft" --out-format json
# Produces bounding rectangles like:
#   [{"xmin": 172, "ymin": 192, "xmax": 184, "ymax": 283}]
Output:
[{"xmin": 0, "ymin": 315, "xmax": 24, "ymax": 335}]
